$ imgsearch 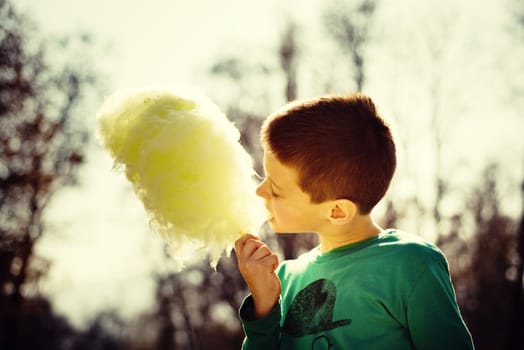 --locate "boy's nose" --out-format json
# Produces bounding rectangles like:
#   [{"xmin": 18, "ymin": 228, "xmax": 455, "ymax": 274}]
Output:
[{"xmin": 256, "ymin": 180, "xmax": 271, "ymax": 200}]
